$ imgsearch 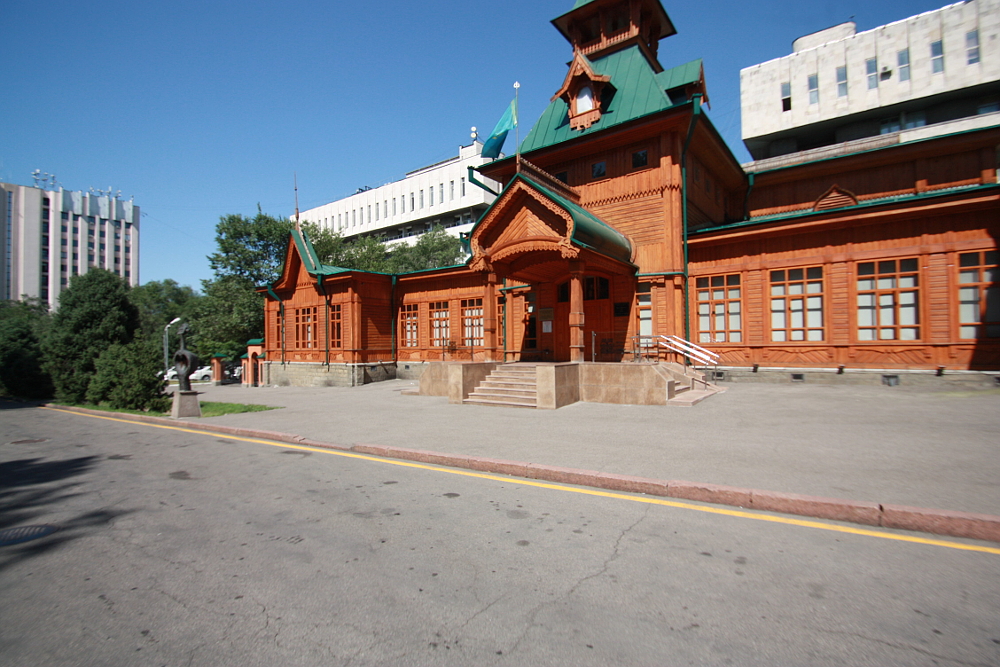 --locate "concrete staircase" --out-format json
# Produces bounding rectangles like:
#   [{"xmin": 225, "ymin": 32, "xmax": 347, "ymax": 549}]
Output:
[
  {"xmin": 464, "ymin": 364, "xmax": 538, "ymax": 408},
  {"xmin": 656, "ymin": 362, "xmax": 724, "ymax": 406}
]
